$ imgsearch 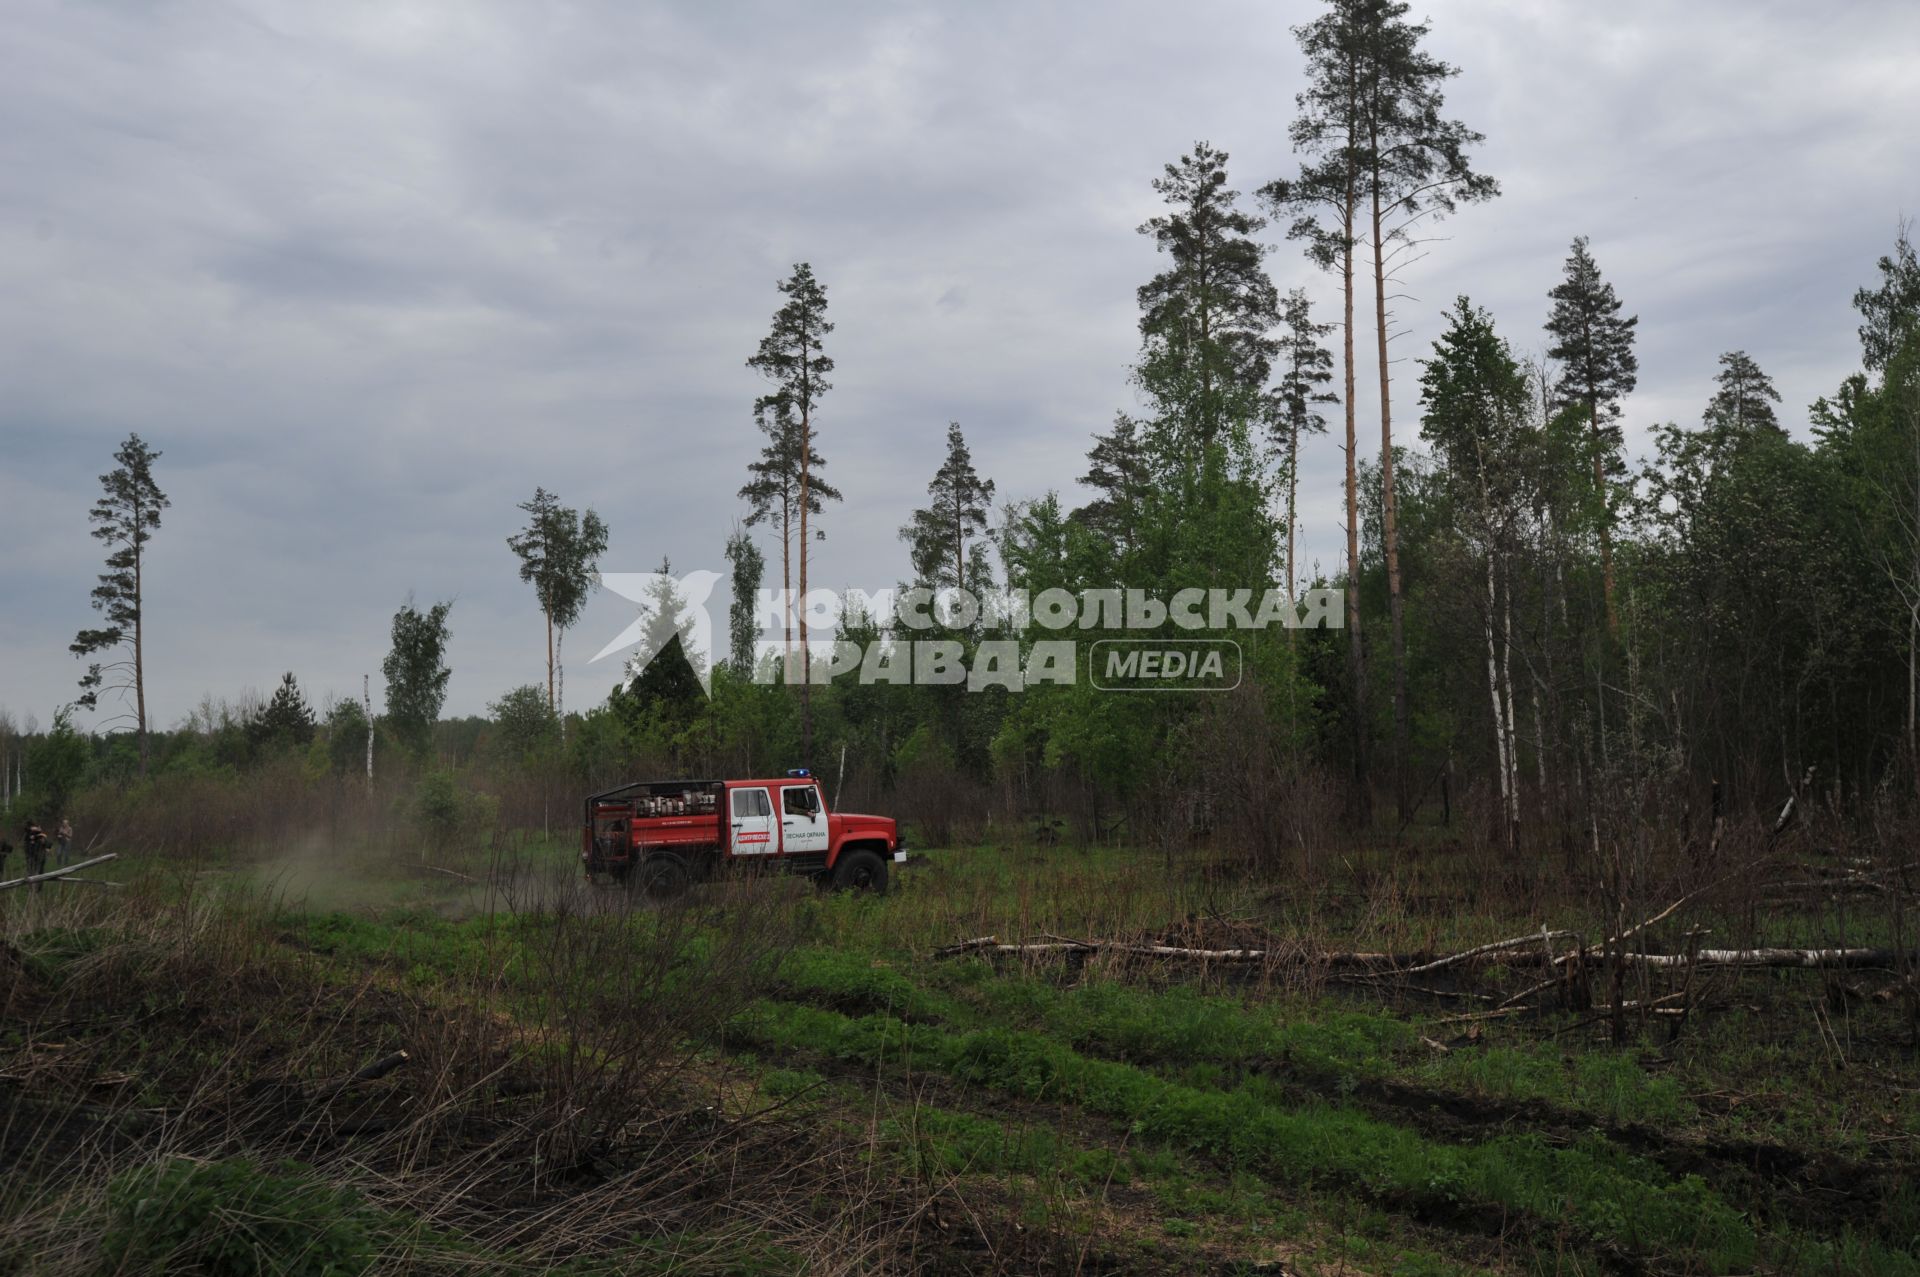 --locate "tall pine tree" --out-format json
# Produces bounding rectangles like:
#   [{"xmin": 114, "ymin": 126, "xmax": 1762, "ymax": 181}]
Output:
[
  {"xmin": 739, "ymin": 395, "xmax": 841, "ymax": 671},
  {"xmin": 1074, "ymin": 415, "xmax": 1152, "ymax": 560},
  {"xmin": 72, "ymin": 432, "xmax": 169, "ymax": 775},
  {"xmin": 747, "ymin": 263, "xmax": 834, "ymax": 762},
  {"xmin": 1265, "ymin": 0, "xmax": 1373, "ymax": 806},
  {"xmin": 1545, "ymin": 235, "xmax": 1638, "ymax": 635},
  {"xmin": 1703, "ymin": 351, "xmax": 1783, "ymax": 441},
  {"xmin": 1356, "ymin": 0, "xmax": 1499, "ymax": 812},
  {"xmin": 1137, "ymin": 142, "xmax": 1279, "ymax": 451},
  {"xmin": 901, "ymin": 422, "xmax": 997, "ymax": 595}
]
